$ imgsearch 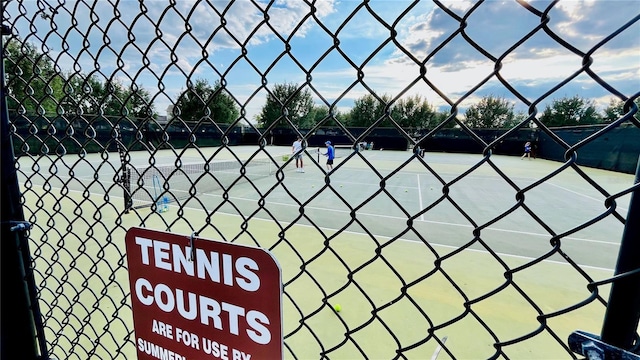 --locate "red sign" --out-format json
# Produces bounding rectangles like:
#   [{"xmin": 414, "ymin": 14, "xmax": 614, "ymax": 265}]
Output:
[{"xmin": 125, "ymin": 227, "xmax": 283, "ymax": 360}]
